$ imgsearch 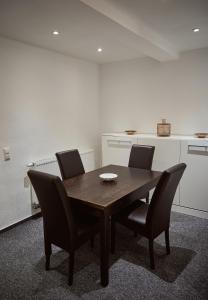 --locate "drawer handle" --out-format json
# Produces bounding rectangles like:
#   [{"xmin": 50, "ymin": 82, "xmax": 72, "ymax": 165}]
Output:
[
  {"xmin": 107, "ymin": 140, "xmax": 132, "ymax": 145},
  {"xmin": 107, "ymin": 140, "xmax": 119, "ymax": 144},
  {"xmin": 188, "ymin": 145, "xmax": 208, "ymax": 152},
  {"xmin": 118, "ymin": 140, "xmax": 132, "ymax": 144}
]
